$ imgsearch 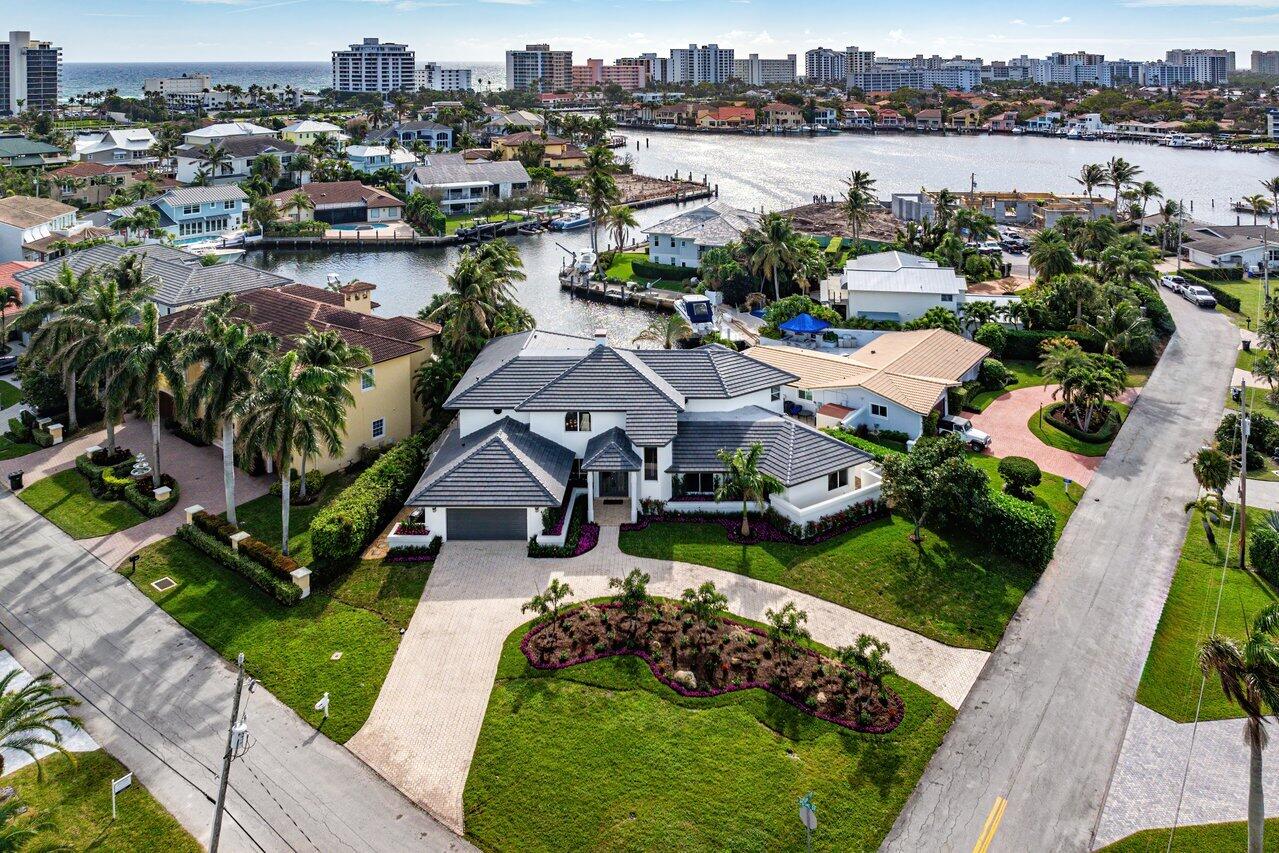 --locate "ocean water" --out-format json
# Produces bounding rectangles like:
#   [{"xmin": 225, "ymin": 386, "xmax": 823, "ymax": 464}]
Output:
[{"xmin": 62, "ymin": 61, "xmax": 505, "ymax": 100}]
